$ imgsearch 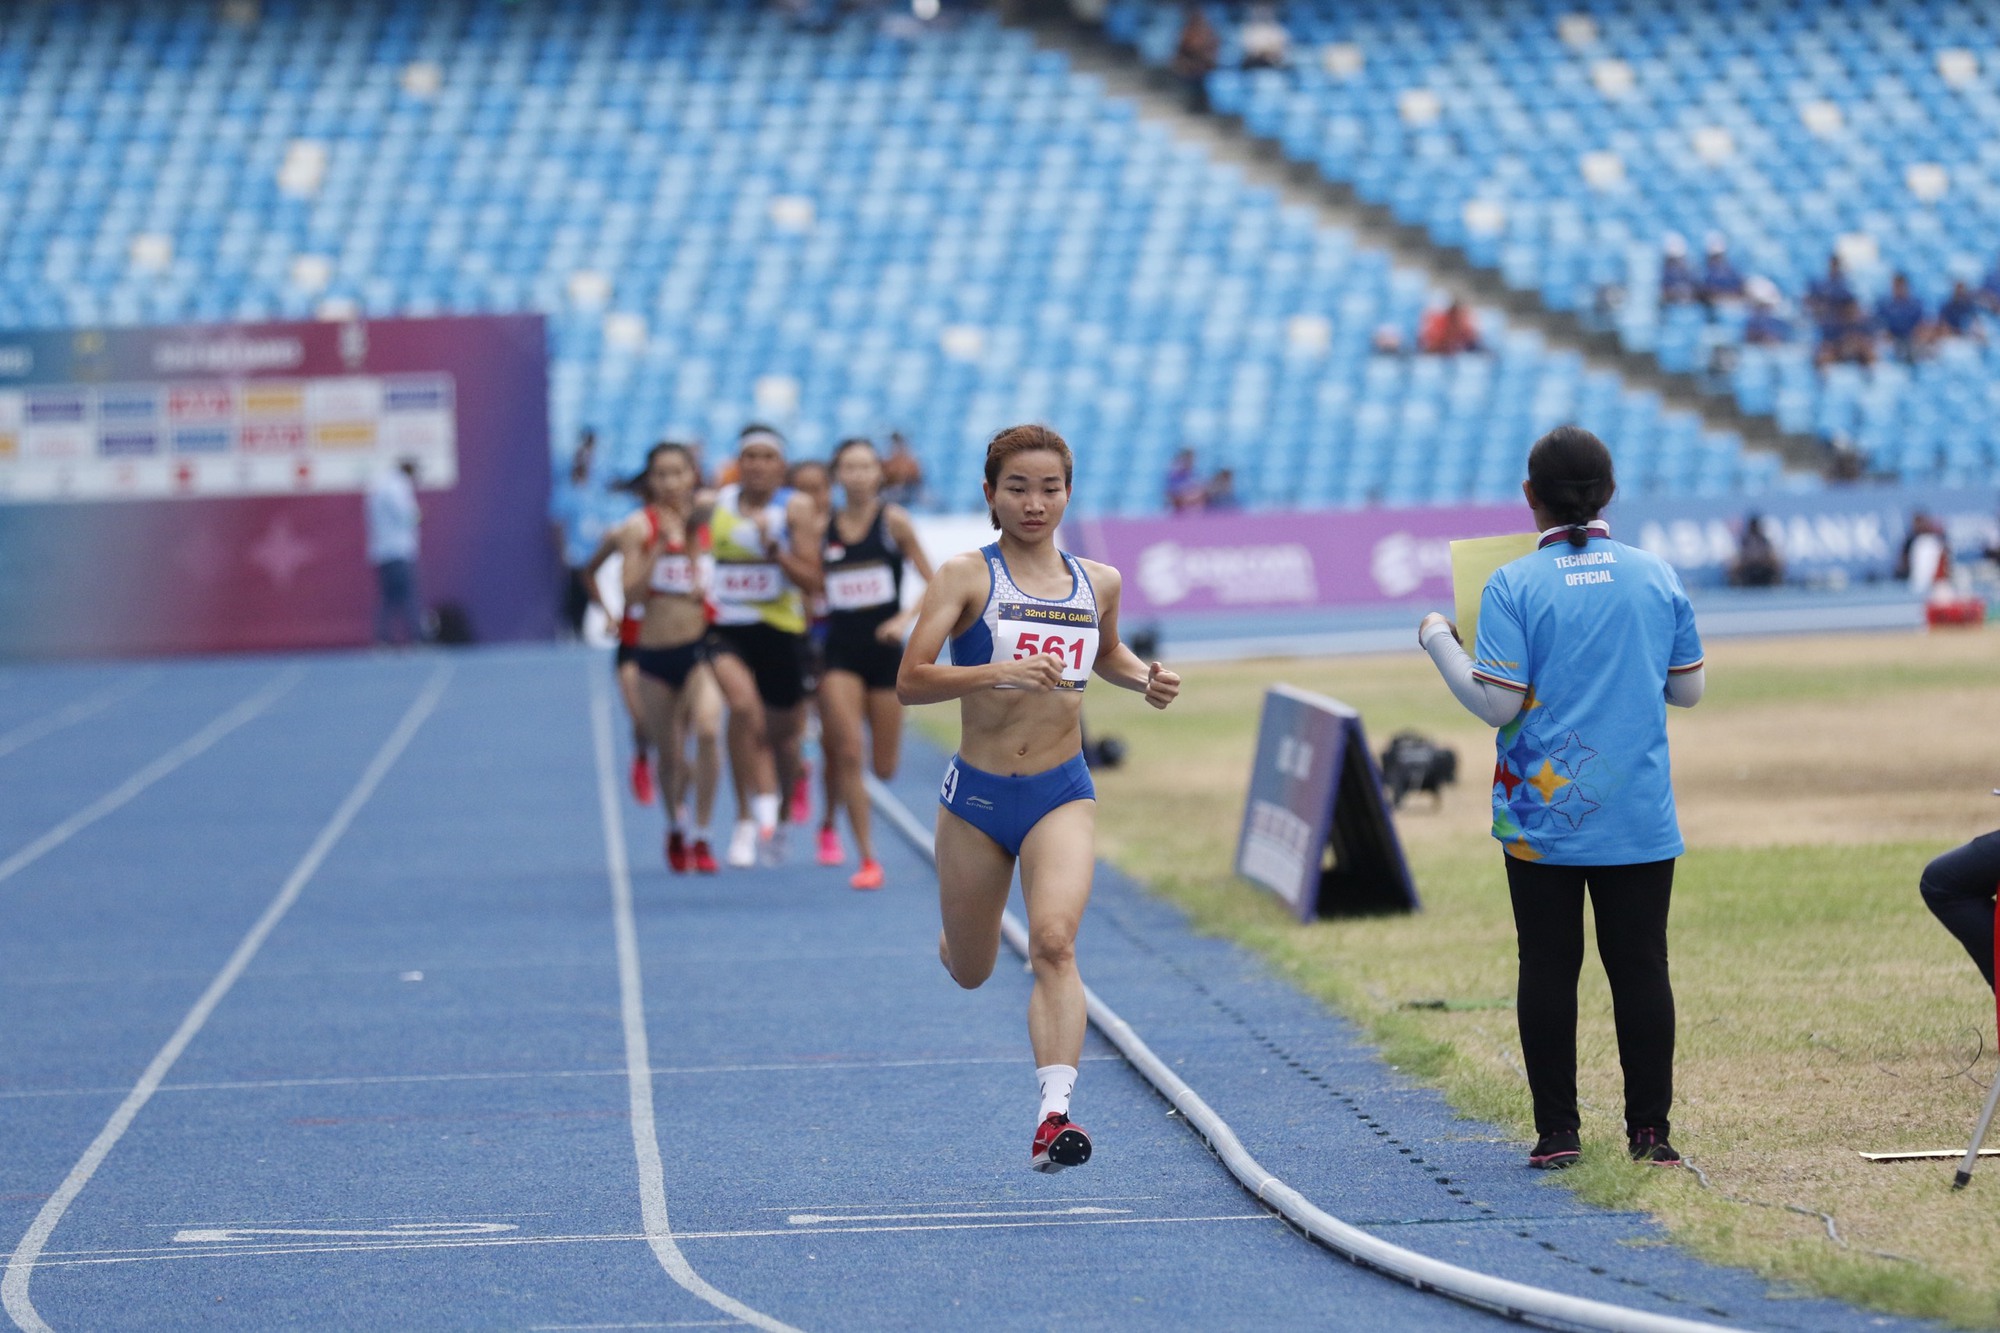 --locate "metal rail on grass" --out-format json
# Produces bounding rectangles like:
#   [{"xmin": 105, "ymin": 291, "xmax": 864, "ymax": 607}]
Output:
[{"xmin": 865, "ymin": 773, "xmax": 1731, "ymax": 1333}]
